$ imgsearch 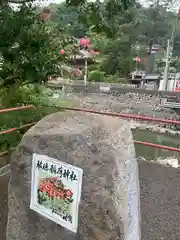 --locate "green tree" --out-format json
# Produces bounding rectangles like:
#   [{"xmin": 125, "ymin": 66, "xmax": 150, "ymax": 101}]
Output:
[
  {"xmin": 100, "ymin": 37, "xmax": 132, "ymax": 77},
  {"xmin": 170, "ymin": 59, "xmax": 180, "ymax": 72},
  {"xmin": 0, "ymin": 4, "xmax": 75, "ymax": 88},
  {"xmin": 66, "ymin": 0, "xmax": 135, "ymax": 11},
  {"xmin": 88, "ymin": 70, "xmax": 104, "ymax": 82},
  {"xmin": 49, "ymin": 3, "xmax": 87, "ymax": 37},
  {"xmin": 0, "ymin": 0, "xmax": 134, "ymax": 9},
  {"xmin": 136, "ymin": 0, "xmax": 176, "ymax": 51},
  {"xmin": 47, "ymin": 1, "xmax": 179, "ymax": 78},
  {"xmin": 173, "ymin": 31, "xmax": 180, "ymax": 57}
]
